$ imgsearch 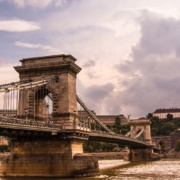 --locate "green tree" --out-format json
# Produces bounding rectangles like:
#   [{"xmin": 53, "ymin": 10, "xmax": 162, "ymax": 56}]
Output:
[
  {"xmin": 174, "ymin": 118, "xmax": 180, "ymax": 129},
  {"xmin": 115, "ymin": 116, "xmax": 121, "ymax": 127},
  {"xmin": 167, "ymin": 113, "xmax": 173, "ymax": 121},
  {"xmin": 175, "ymin": 140, "xmax": 180, "ymax": 152},
  {"xmin": 160, "ymin": 143, "xmax": 167, "ymax": 152},
  {"xmin": 151, "ymin": 127, "xmax": 158, "ymax": 136},
  {"xmin": 160, "ymin": 122, "xmax": 174, "ymax": 135},
  {"xmin": 147, "ymin": 113, "xmax": 153, "ymax": 119},
  {"xmin": 120, "ymin": 124, "xmax": 130, "ymax": 135}
]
